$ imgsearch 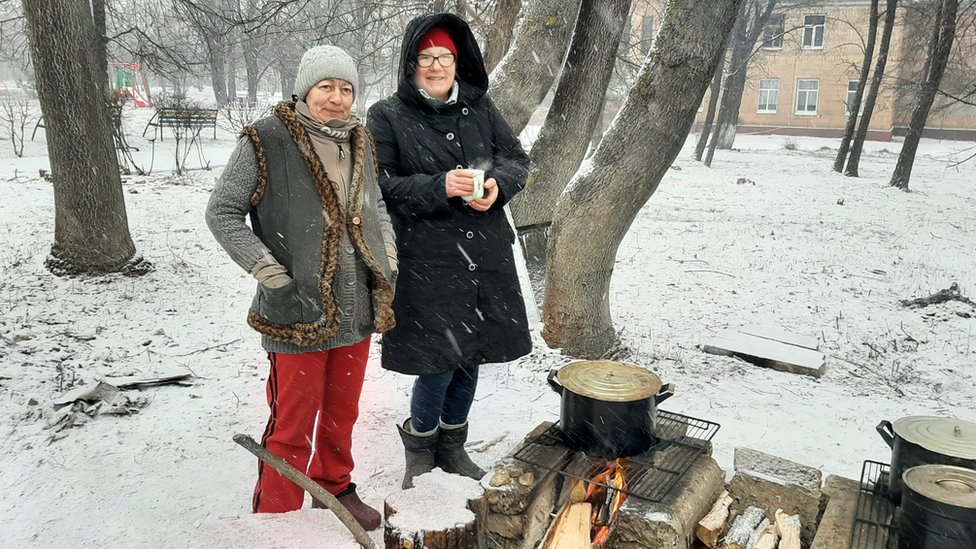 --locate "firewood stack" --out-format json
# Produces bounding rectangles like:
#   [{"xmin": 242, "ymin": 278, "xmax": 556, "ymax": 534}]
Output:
[{"xmin": 694, "ymin": 492, "xmax": 802, "ymax": 549}]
